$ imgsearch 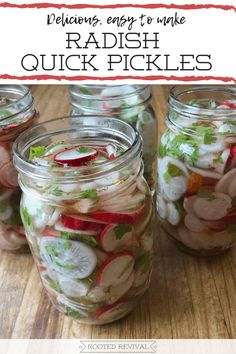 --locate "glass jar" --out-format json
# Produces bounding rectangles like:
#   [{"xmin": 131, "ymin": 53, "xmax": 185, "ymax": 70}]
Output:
[
  {"xmin": 69, "ymin": 85, "xmax": 157, "ymax": 192},
  {"xmin": 13, "ymin": 116, "xmax": 155, "ymax": 324},
  {"xmin": 157, "ymin": 86, "xmax": 236, "ymax": 256},
  {"xmin": 0, "ymin": 85, "xmax": 37, "ymax": 251}
]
